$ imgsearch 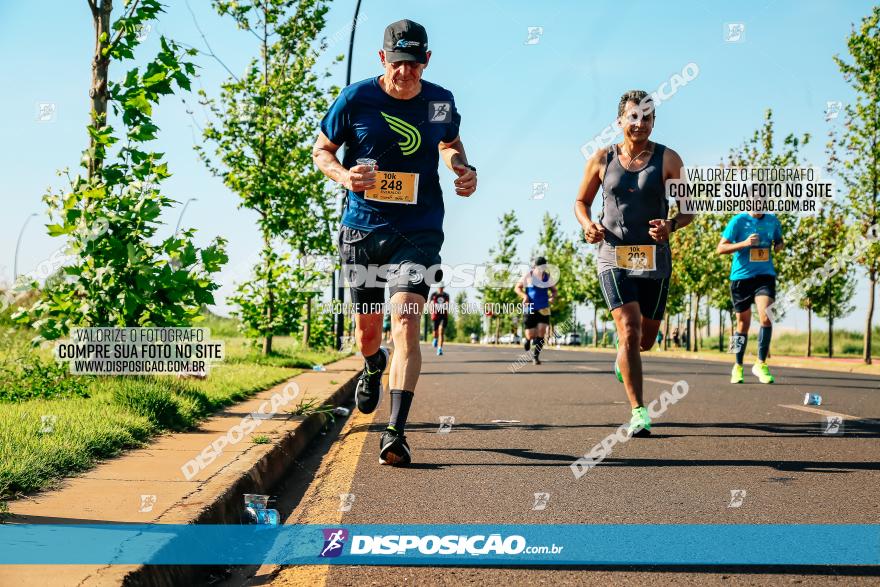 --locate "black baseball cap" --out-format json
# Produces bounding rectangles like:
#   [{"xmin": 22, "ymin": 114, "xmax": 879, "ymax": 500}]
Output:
[
  {"xmin": 533, "ymin": 256, "xmax": 547, "ymax": 267},
  {"xmin": 383, "ymin": 19, "xmax": 428, "ymax": 64}
]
